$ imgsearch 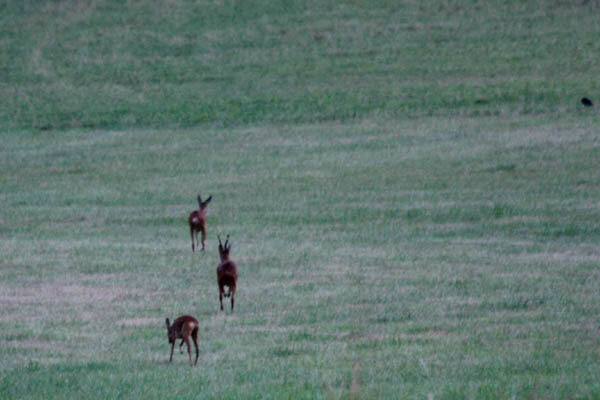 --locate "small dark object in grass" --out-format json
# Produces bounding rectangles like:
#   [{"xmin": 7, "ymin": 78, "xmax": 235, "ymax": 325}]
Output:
[{"xmin": 581, "ymin": 97, "xmax": 593, "ymax": 107}]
